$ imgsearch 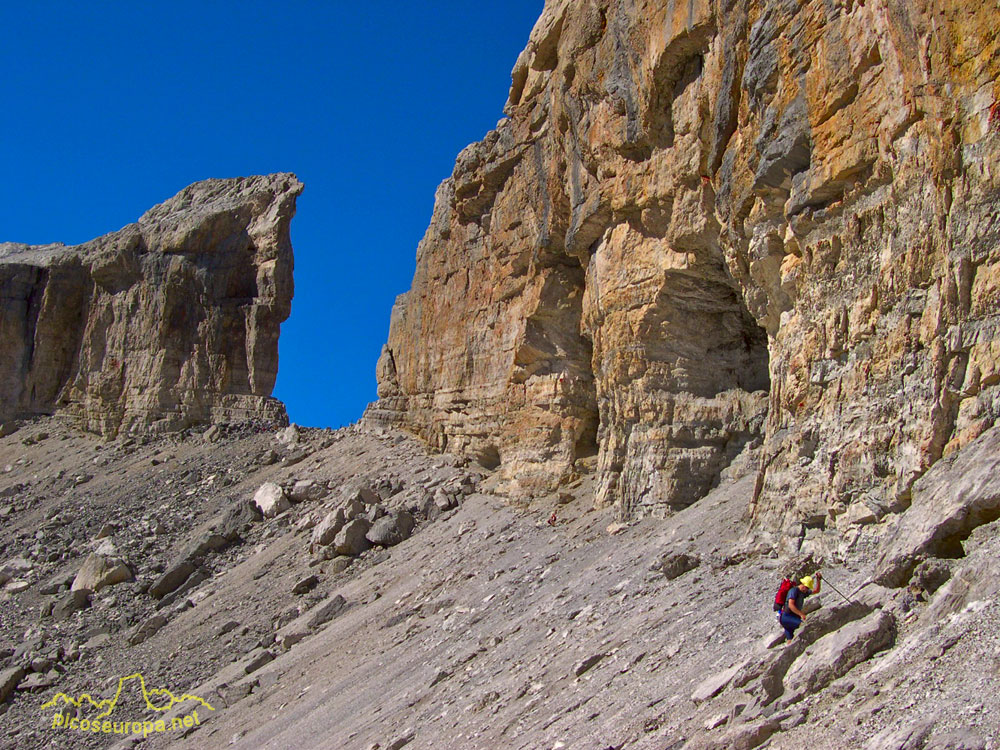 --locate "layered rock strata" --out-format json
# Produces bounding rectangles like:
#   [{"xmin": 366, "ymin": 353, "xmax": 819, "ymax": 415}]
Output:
[
  {"xmin": 0, "ymin": 174, "xmax": 302, "ymax": 435},
  {"xmin": 369, "ymin": 0, "xmax": 1000, "ymax": 531}
]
